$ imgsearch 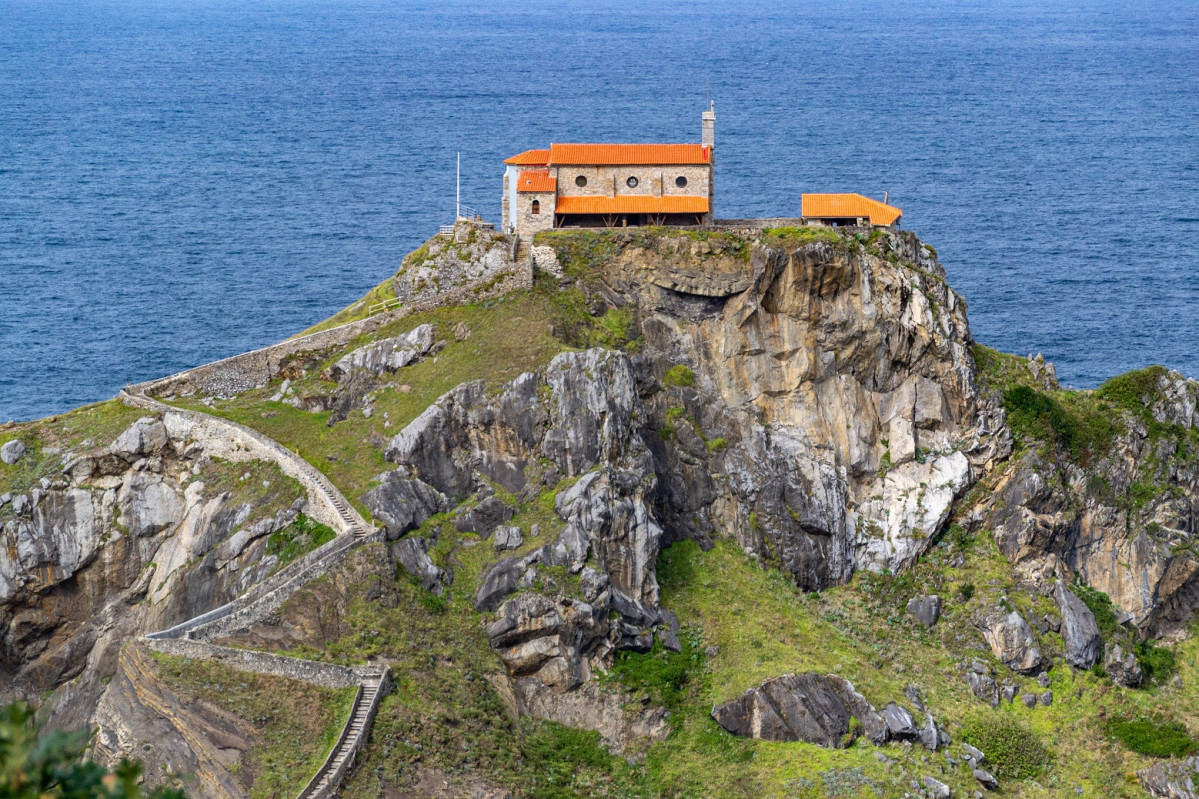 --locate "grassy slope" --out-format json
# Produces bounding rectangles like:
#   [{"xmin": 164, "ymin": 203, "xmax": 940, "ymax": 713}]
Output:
[
  {"xmin": 149, "ymin": 653, "xmax": 355, "ymax": 799},
  {"xmin": 0, "ymin": 400, "xmax": 145, "ymax": 496},
  {"xmin": 166, "ymin": 285, "xmax": 571, "ymax": 516}
]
